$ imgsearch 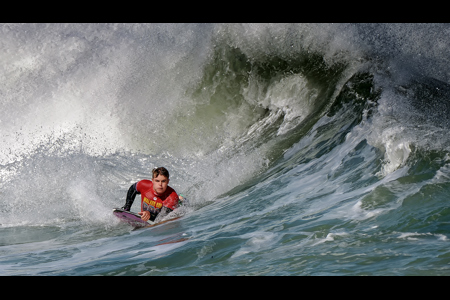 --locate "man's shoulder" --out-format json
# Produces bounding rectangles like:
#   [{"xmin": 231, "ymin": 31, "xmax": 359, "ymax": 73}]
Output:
[
  {"xmin": 165, "ymin": 185, "xmax": 177, "ymax": 195},
  {"xmin": 136, "ymin": 179, "xmax": 152, "ymax": 191}
]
